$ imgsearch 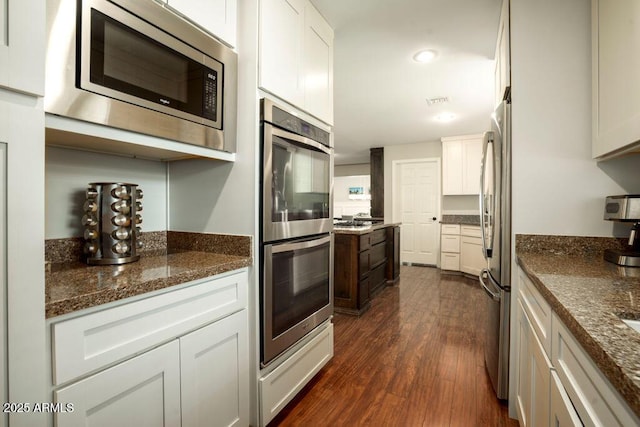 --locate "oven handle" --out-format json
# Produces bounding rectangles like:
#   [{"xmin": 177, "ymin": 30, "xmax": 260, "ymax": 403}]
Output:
[
  {"xmin": 266, "ymin": 123, "xmax": 332, "ymax": 156},
  {"xmin": 270, "ymin": 234, "xmax": 332, "ymax": 254}
]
